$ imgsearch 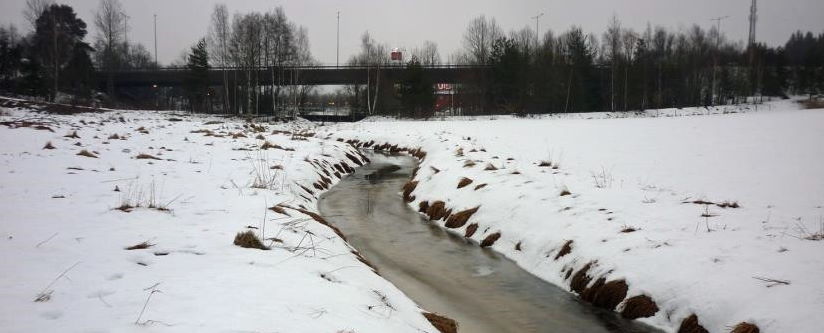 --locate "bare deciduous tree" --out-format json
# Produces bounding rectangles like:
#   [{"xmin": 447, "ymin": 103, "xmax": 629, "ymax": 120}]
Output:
[
  {"xmin": 23, "ymin": 0, "xmax": 54, "ymax": 31},
  {"xmin": 94, "ymin": 0, "xmax": 124, "ymax": 98},
  {"xmin": 462, "ymin": 15, "xmax": 502, "ymax": 65}
]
